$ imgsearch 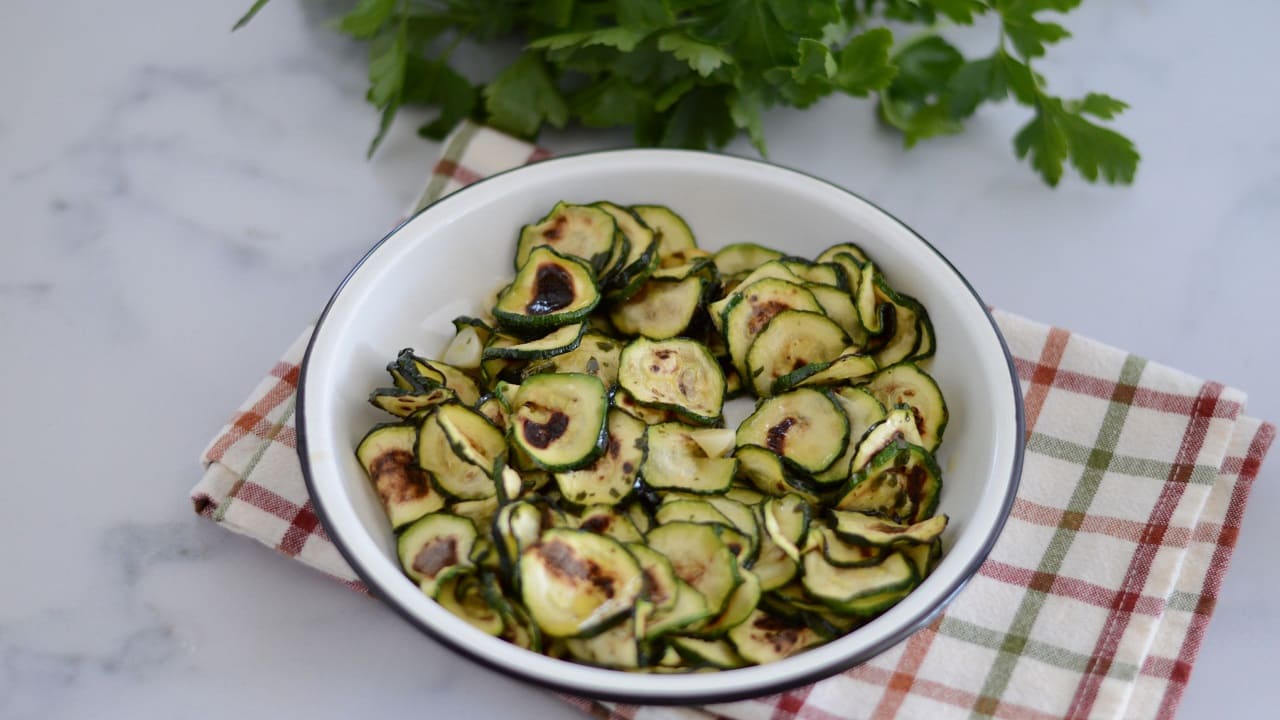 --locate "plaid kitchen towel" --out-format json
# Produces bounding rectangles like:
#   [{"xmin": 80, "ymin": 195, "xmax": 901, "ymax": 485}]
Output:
[{"xmin": 191, "ymin": 122, "xmax": 1275, "ymax": 720}]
